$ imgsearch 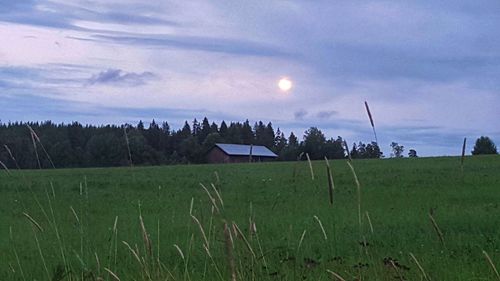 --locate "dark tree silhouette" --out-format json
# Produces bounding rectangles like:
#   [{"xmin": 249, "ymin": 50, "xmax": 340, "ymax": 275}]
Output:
[{"xmin": 472, "ymin": 136, "xmax": 497, "ymax": 155}]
